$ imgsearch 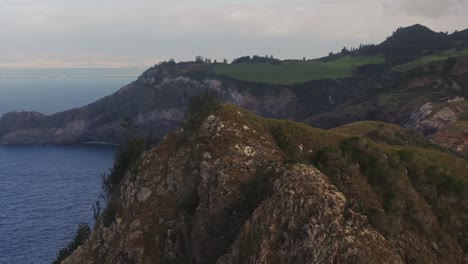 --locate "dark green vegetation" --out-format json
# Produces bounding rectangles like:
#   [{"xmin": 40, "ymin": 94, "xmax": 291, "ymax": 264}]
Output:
[
  {"xmin": 53, "ymin": 224, "xmax": 91, "ymax": 264},
  {"xmin": 183, "ymin": 92, "xmax": 222, "ymax": 133},
  {"xmin": 101, "ymin": 139, "xmax": 145, "ymax": 203},
  {"xmin": 101, "ymin": 138, "xmax": 145, "ymax": 226}
]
